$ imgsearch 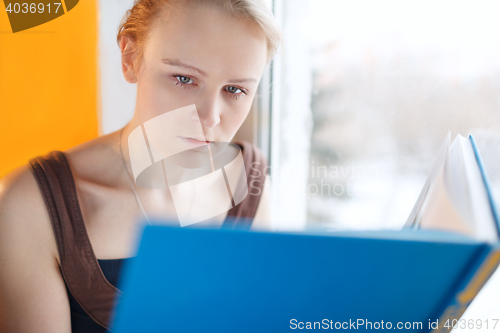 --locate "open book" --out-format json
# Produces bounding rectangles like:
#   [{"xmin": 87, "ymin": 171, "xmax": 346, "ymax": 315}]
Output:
[
  {"xmin": 405, "ymin": 131, "xmax": 500, "ymax": 243},
  {"xmin": 111, "ymin": 132, "xmax": 500, "ymax": 333}
]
